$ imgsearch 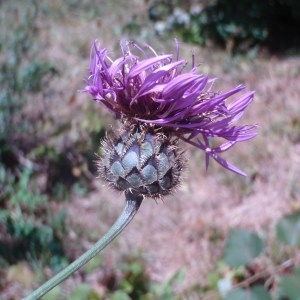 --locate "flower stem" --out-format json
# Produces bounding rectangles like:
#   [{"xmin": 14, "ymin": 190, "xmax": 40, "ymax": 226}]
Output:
[{"xmin": 25, "ymin": 190, "xmax": 144, "ymax": 300}]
